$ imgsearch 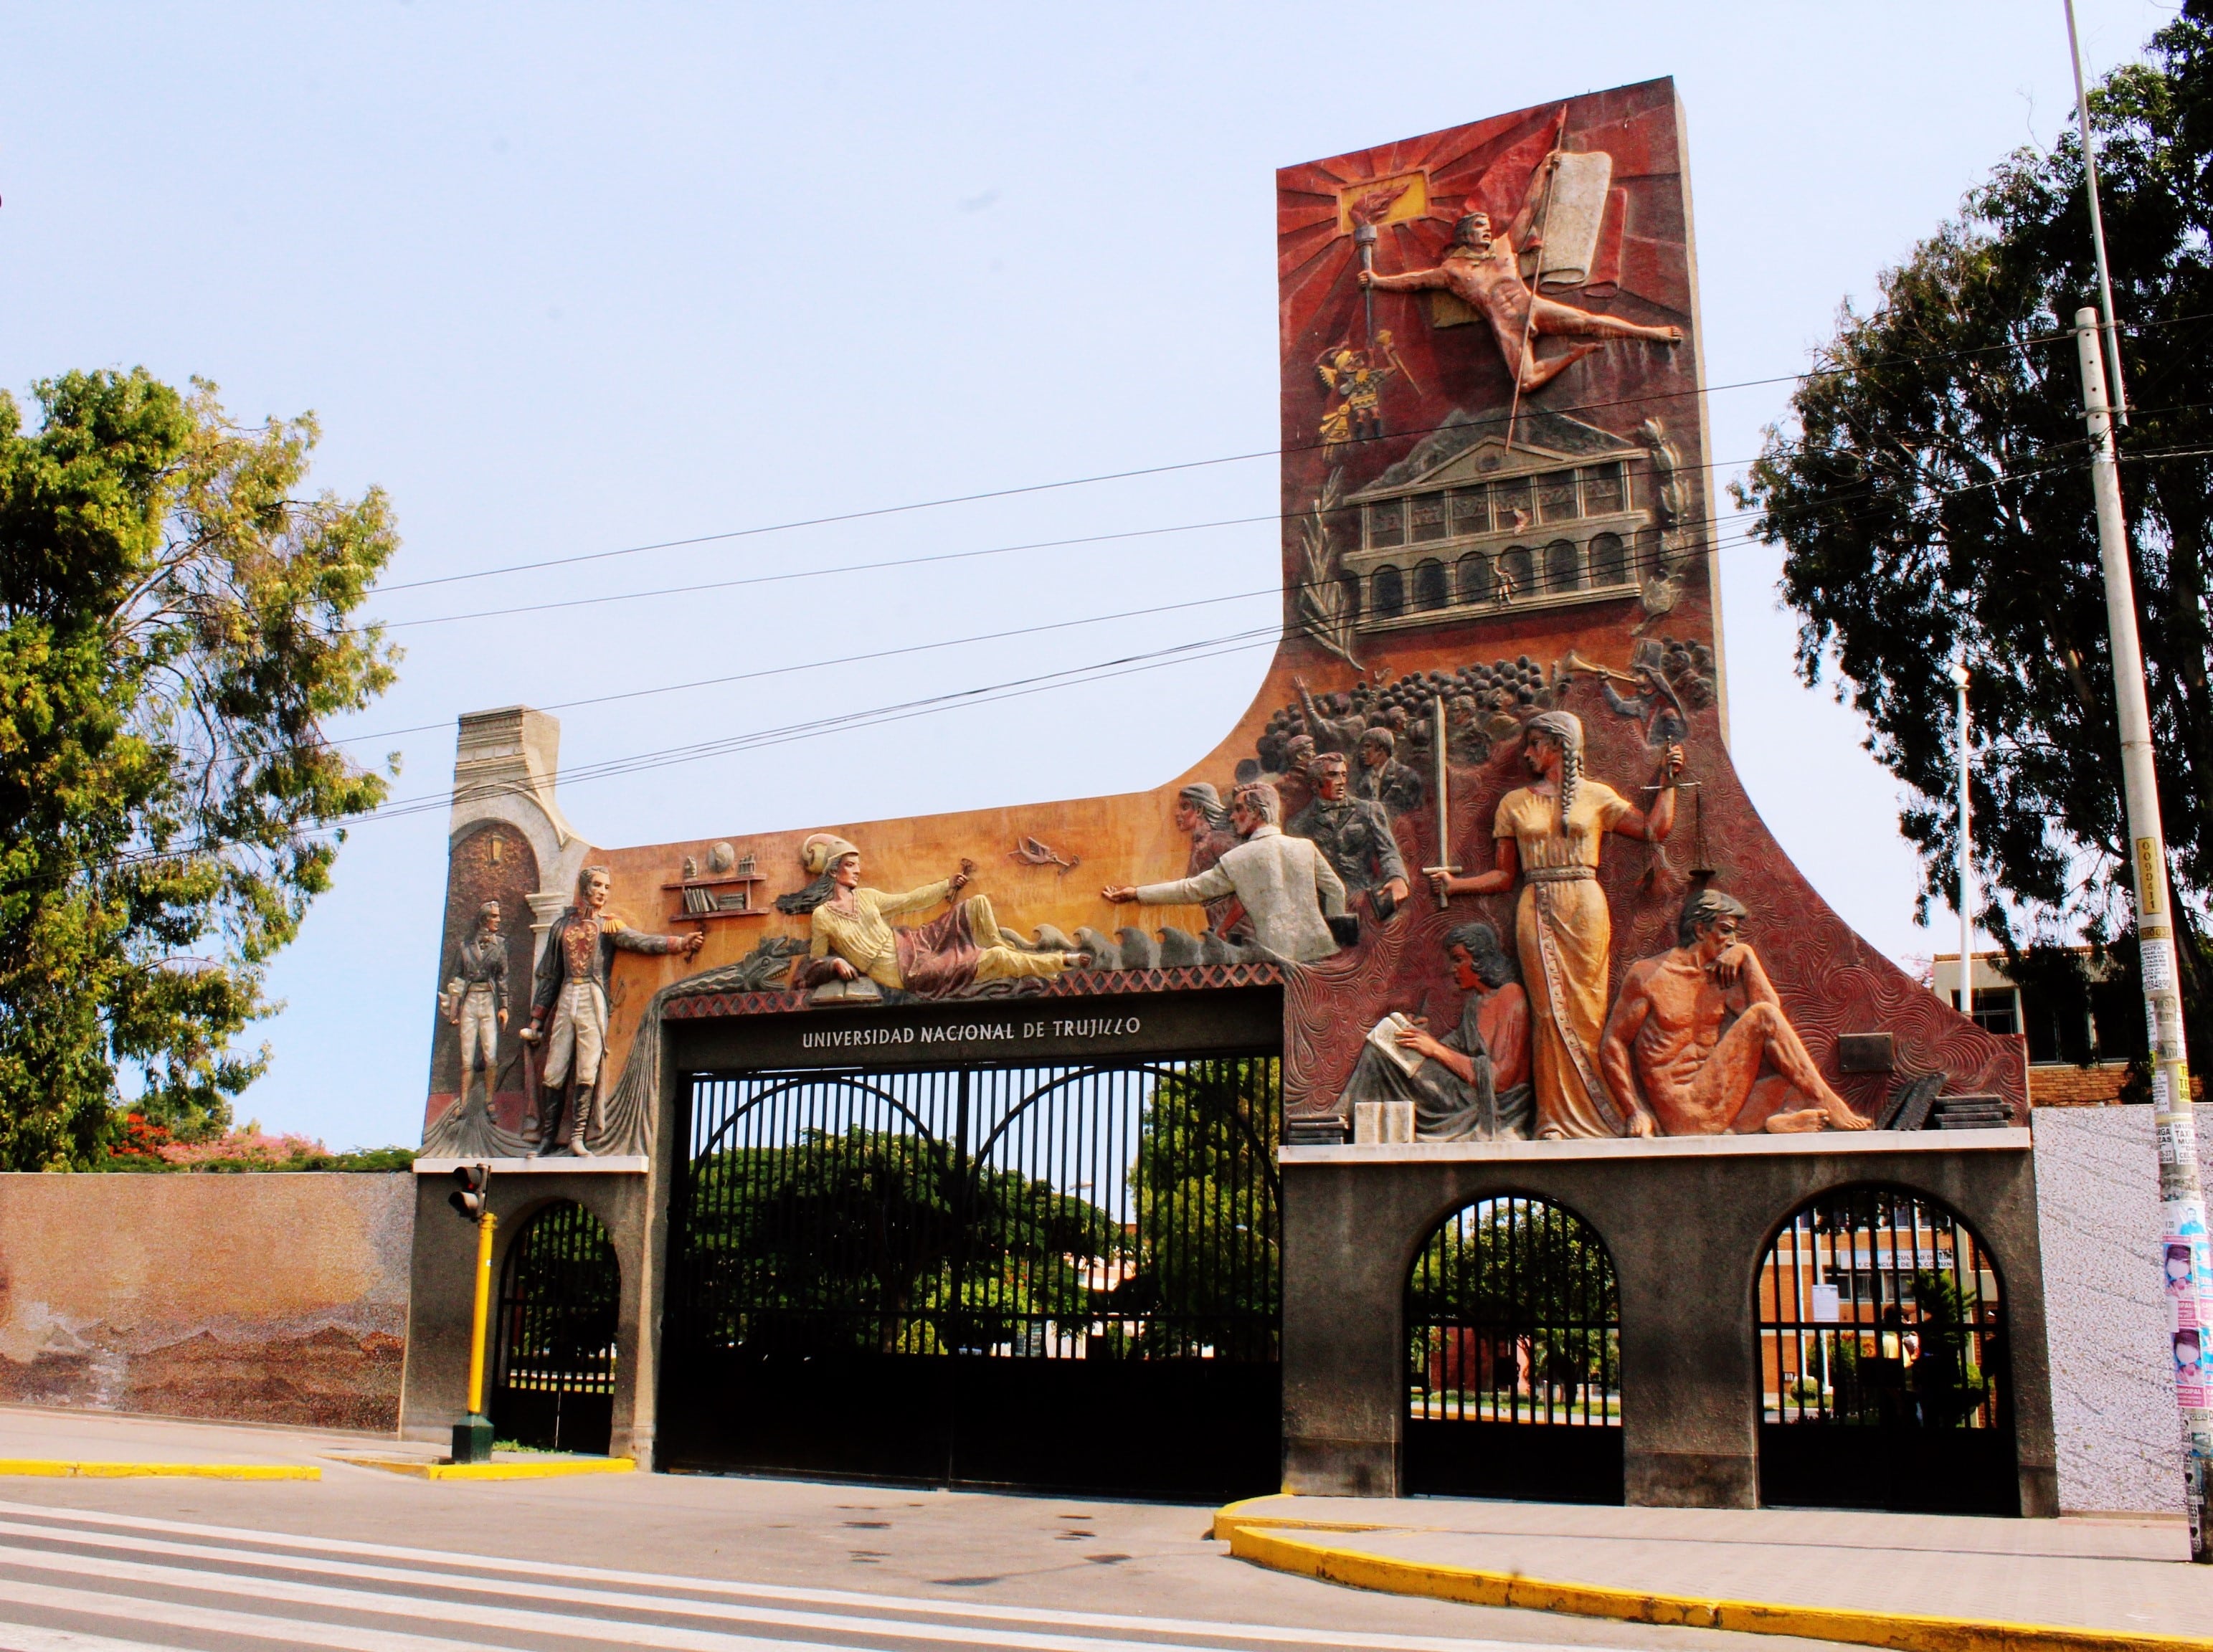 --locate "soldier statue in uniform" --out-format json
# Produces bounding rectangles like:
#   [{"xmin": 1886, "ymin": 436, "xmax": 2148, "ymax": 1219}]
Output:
[
  {"xmin": 521, "ymin": 865, "xmax": 703, "ymax": 1155},
  {"xmin": 444, "ymin": 901, "xmax": 511, "ymax": 1125},
  {"xmin": 1289, "ymin": 751, "xmax": 1411, "ymax": 918}
]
